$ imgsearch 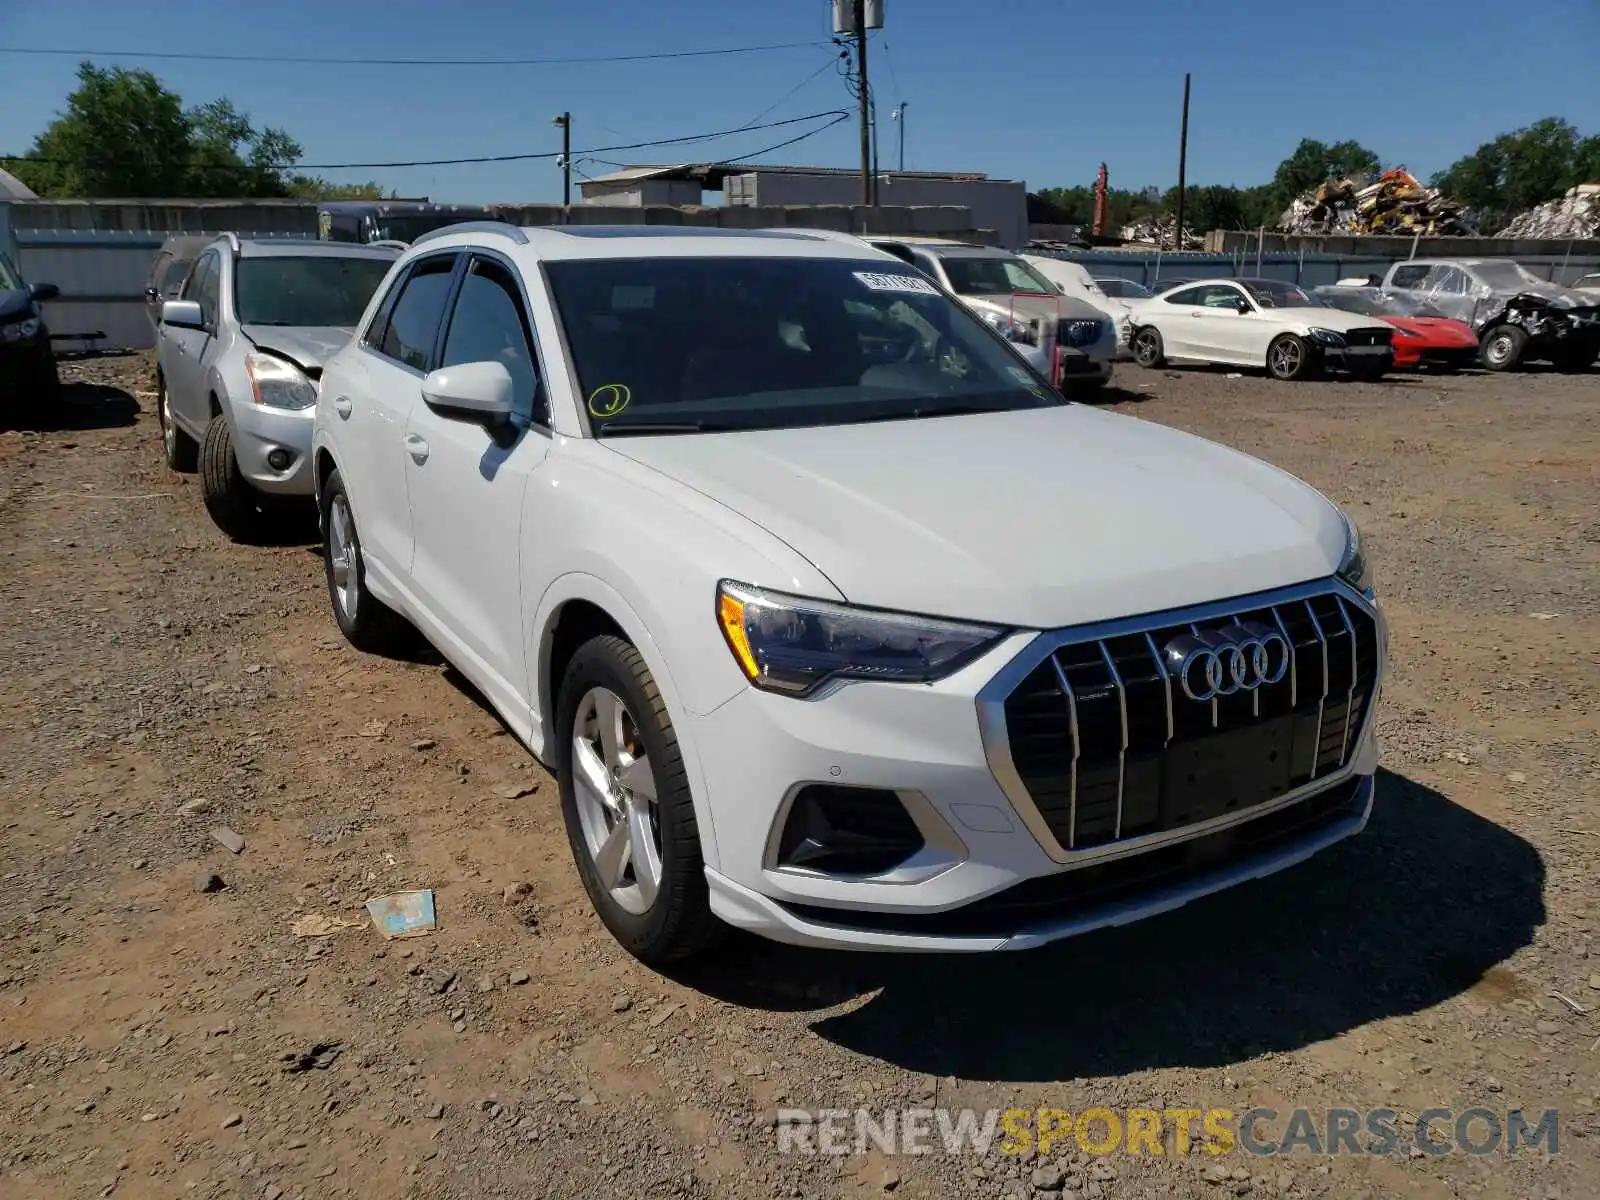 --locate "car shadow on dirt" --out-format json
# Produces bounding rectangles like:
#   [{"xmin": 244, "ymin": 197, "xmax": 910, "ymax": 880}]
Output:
[
  {"xmin": 671, "ymin": 769, "xmax": 1545, "ymax": 1080},
  {"xmin": 0, "ymin": 381, "xmax": 140, "ymax": 433}
]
